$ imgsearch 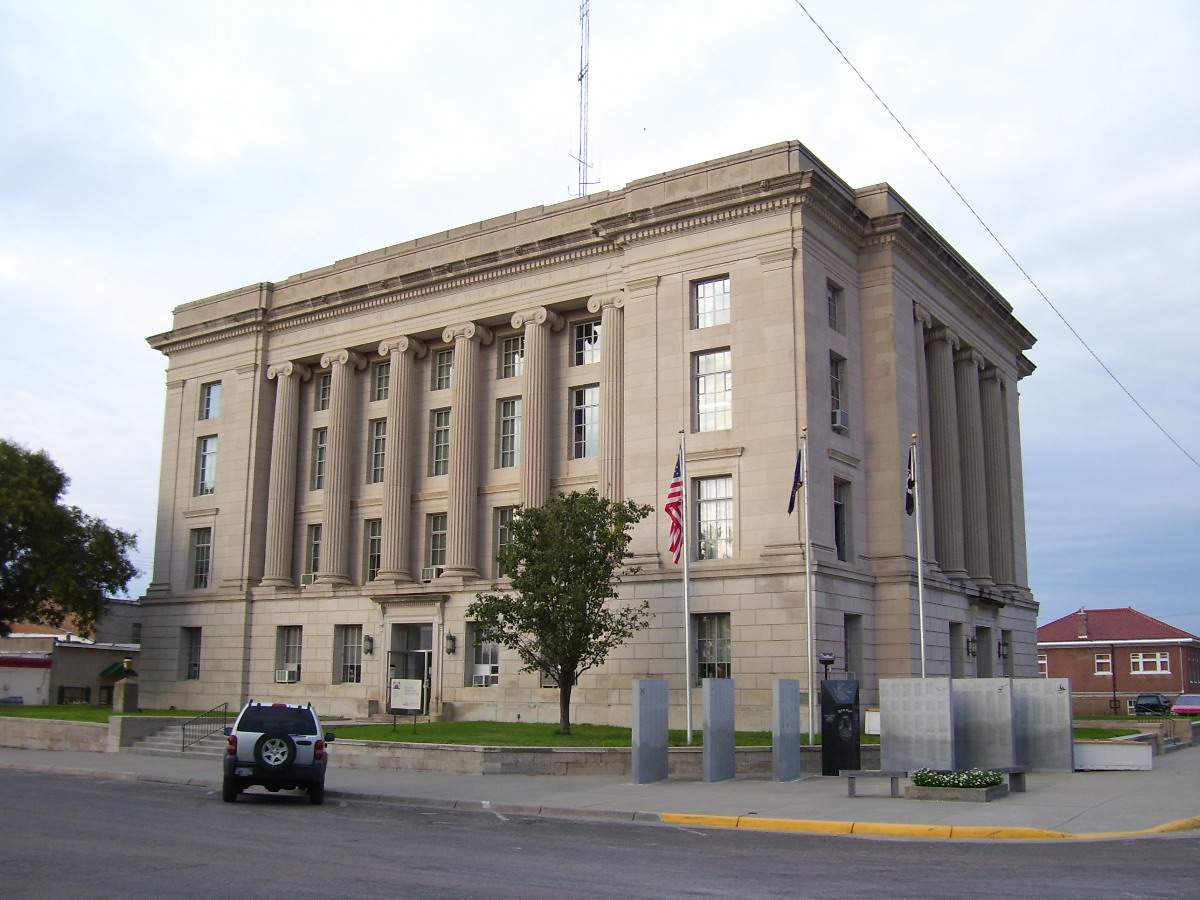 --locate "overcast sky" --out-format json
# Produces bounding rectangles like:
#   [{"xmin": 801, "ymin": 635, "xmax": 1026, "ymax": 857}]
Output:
[{"xmin": 2, "ymin": 0, "xmax": 1197, "ymax": 633}]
